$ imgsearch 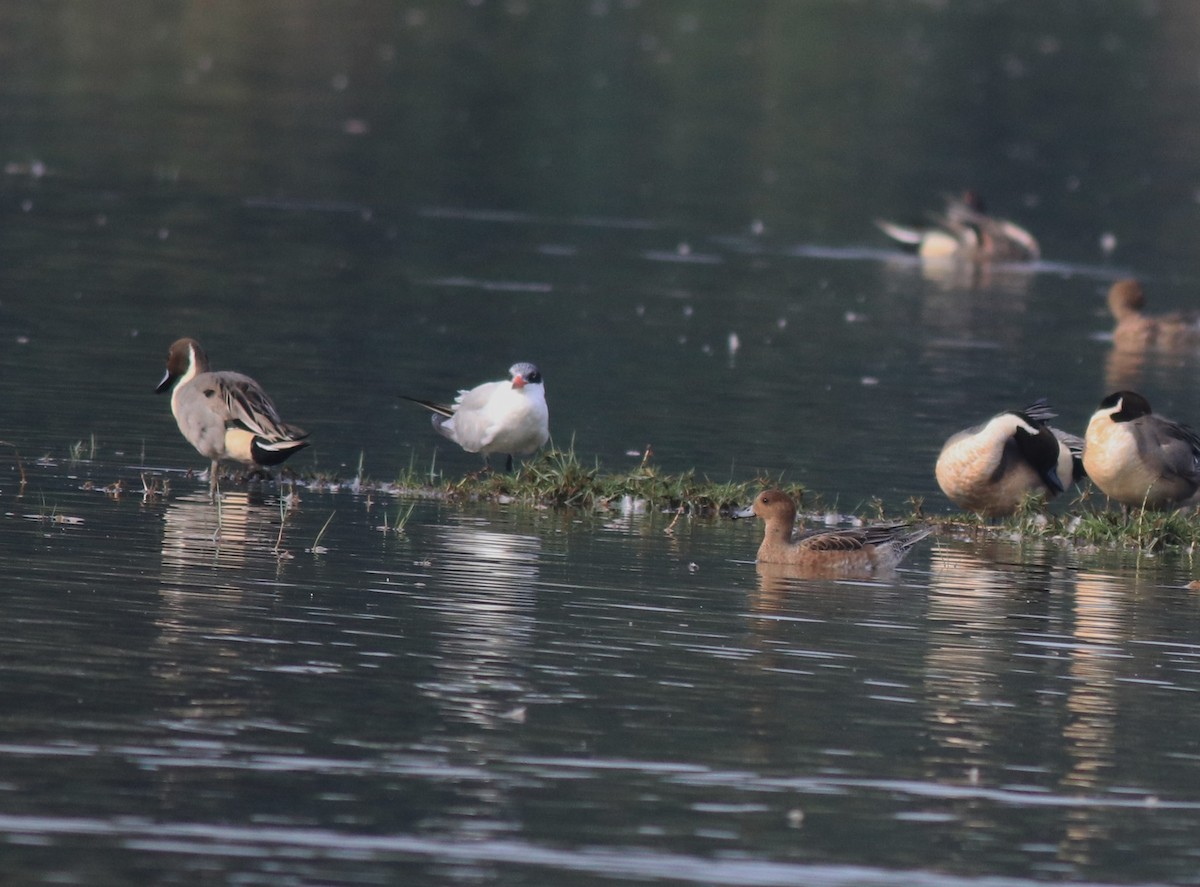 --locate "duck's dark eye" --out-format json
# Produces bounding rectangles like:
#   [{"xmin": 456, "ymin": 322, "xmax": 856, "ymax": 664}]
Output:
[{"xmin": 760, "ymin": 495, "xmax": 769, "ymax": 504}]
